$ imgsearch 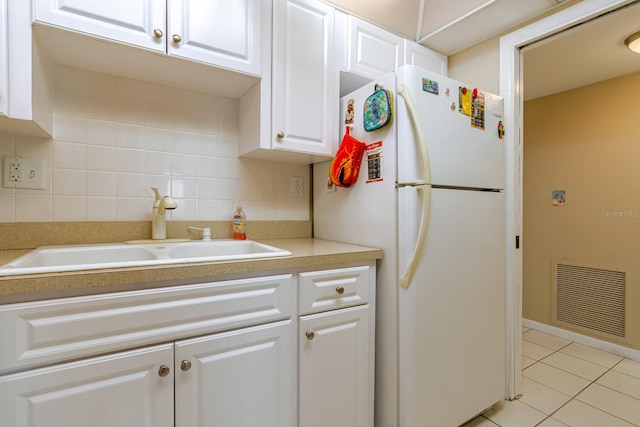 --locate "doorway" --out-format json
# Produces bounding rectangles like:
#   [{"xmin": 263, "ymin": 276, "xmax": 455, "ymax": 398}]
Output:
[{"xmin": 499, "ymin": 0, "xmax": 639, "ymax": 399}]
